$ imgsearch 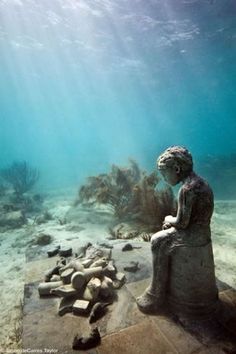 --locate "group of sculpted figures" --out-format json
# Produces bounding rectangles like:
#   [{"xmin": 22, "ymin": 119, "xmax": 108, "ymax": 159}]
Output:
[{"xmin": 136, "ymin": 146, "xmax": 219, "ymax": 318}]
